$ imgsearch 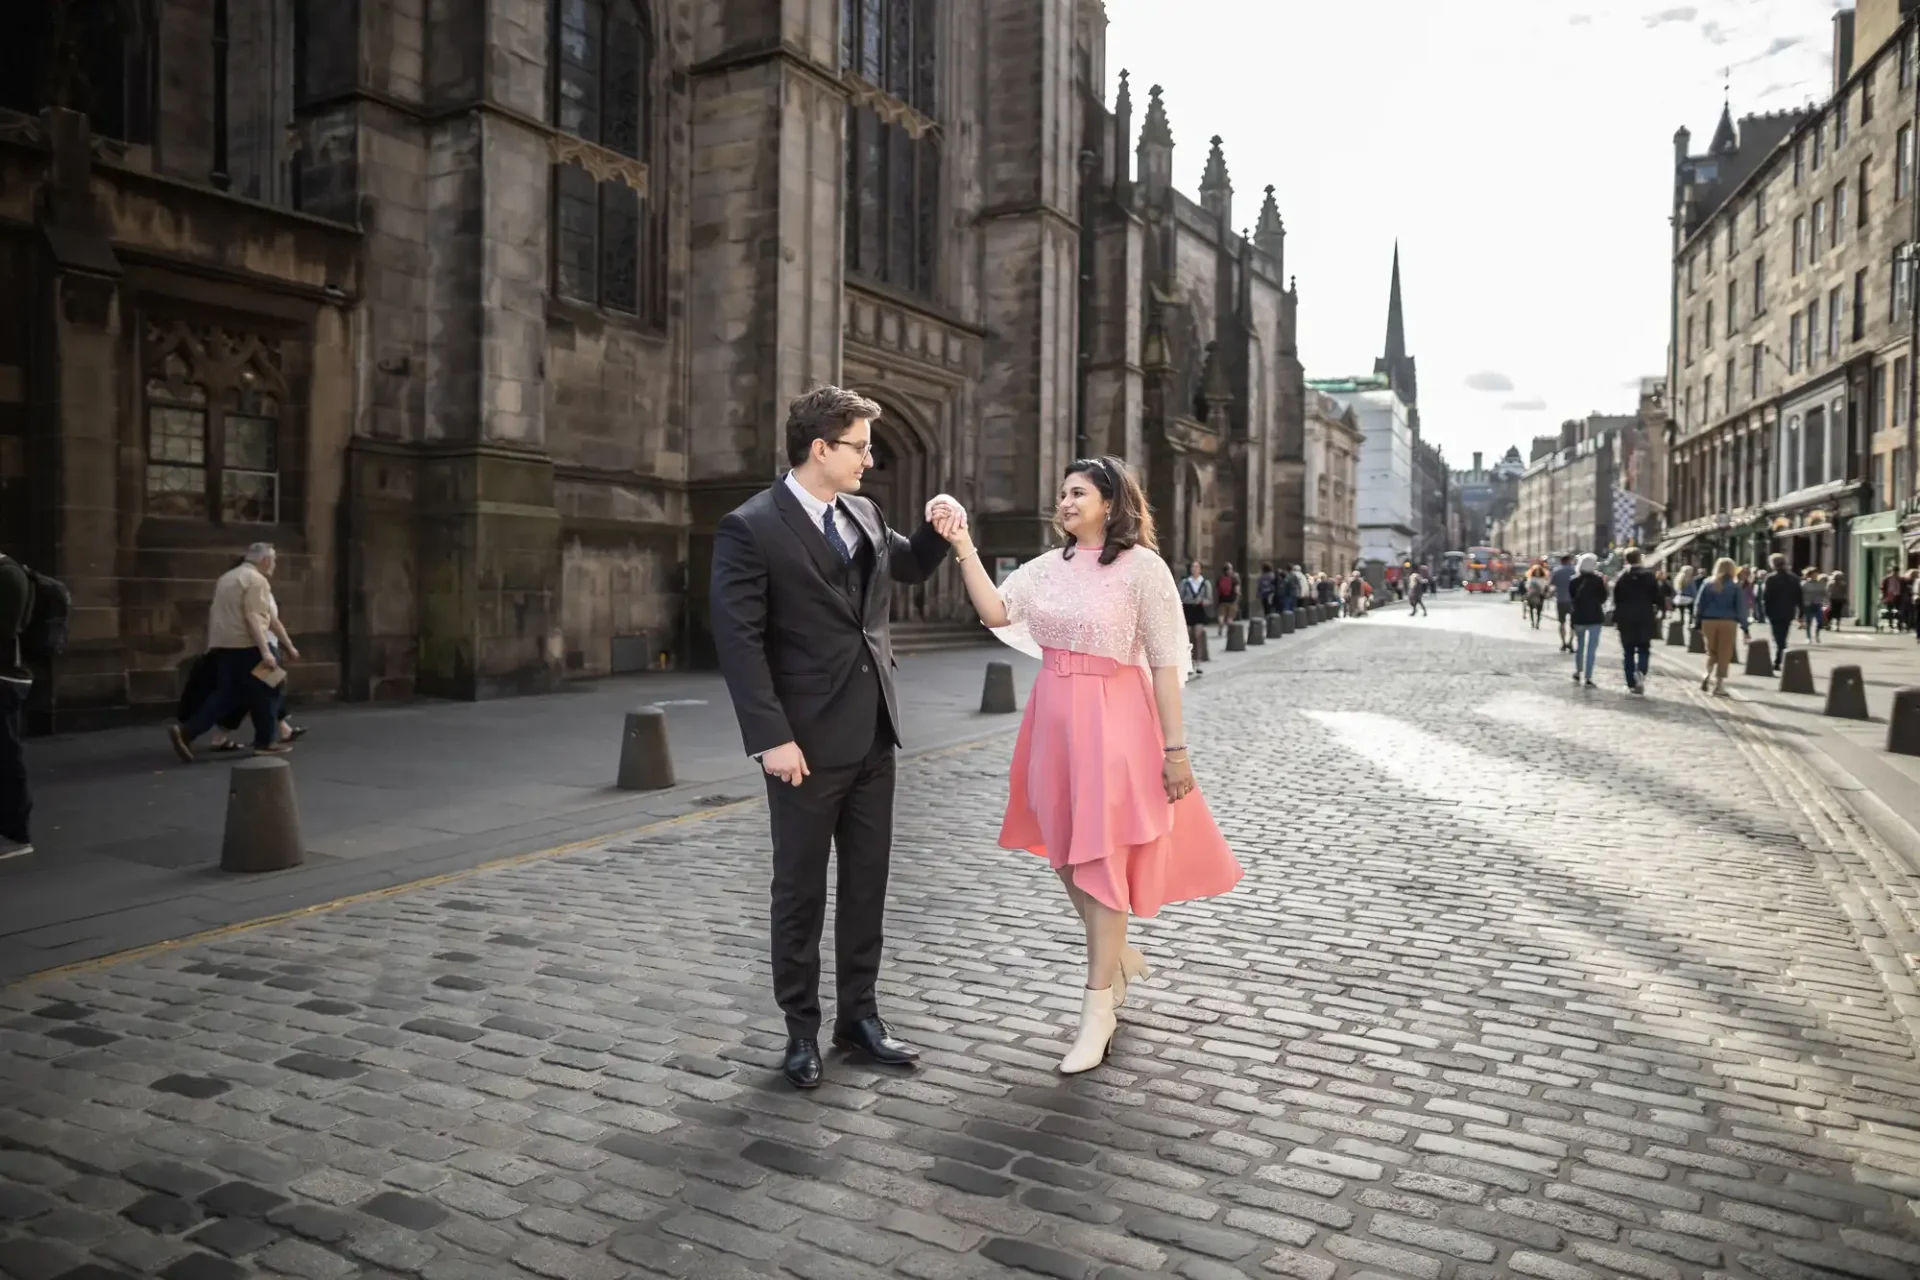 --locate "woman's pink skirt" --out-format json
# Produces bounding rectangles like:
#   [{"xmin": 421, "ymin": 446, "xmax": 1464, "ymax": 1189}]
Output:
[{"xmin": 998, "ymin": 649, "xmax": 1243, "ymax": 917}]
